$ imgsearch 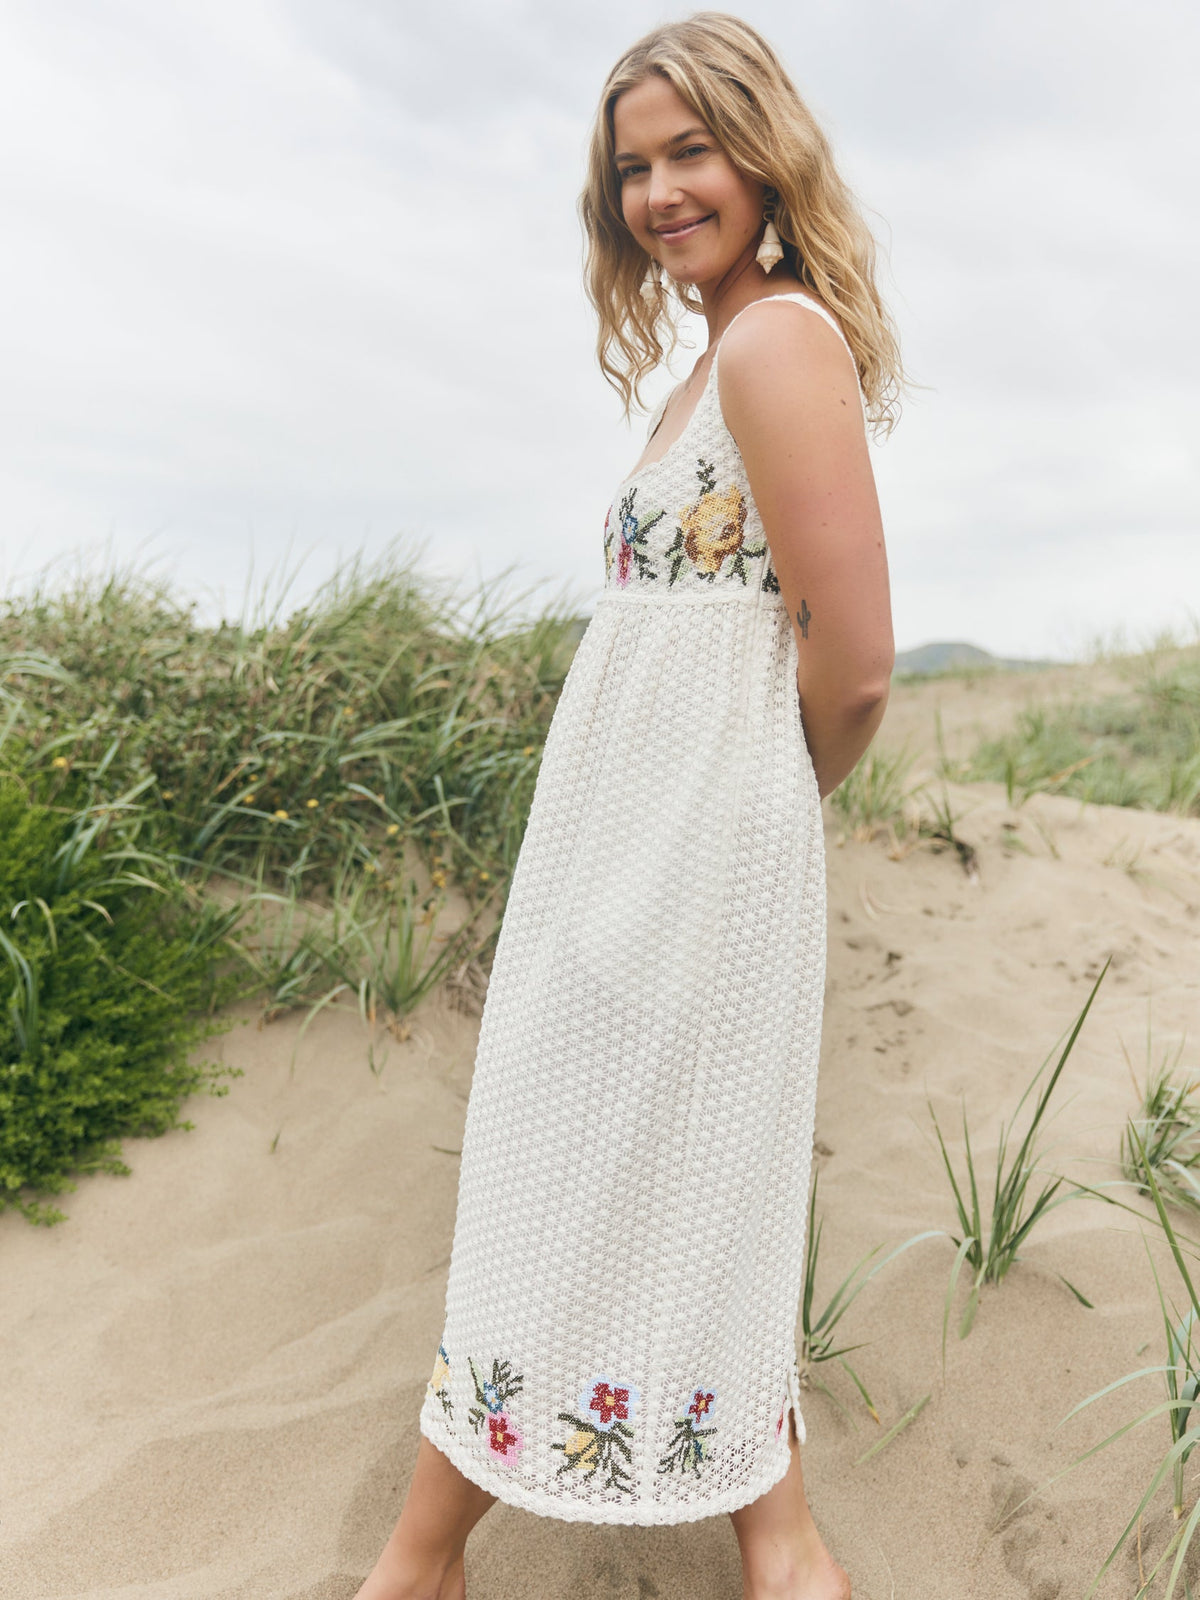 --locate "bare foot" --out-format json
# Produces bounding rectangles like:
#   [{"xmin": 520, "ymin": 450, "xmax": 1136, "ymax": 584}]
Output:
[
  {"xmin": 353, "ymin": 1554, "xmax": 465, "ymax": 1600},
  {"xmin": 742, "ymin": 1537, "xmax": 850, "ymax": 1600},
  {"xmin": 731, "ymin": 1412, "xmax": 850, "ymax": 1600}
]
